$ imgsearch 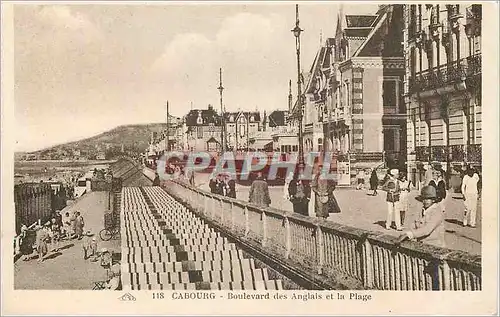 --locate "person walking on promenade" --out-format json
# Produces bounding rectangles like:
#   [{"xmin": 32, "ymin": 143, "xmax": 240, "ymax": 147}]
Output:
[
  {"xmin": 153, "ymin": 172, "xmax": 161, "ymax": 186},
  {"xmin": 215, "ymin": 174, "xmax": 226, "ymax": 196},
  {"xmin": 283, "ymin": 171, "xmax": 294, "ymax": 200},
  {"xmin": 70, "ymin": 211, "xmax": 77, "ymax": 239},
  {"xmin": 398, "ymin": 172, "xmax": 412, "ymax": 228},
  {"xmin": 50, "ymin": 218, "xmax": 61, "ymax": 252},
  {"xmin": 370, "ymin": 169, "xmax": 379, "ymax": 196},
  {"xmin": 382, "ymin": 169, "xmax": 402, "ymax": 231},
  {"xmin": 423, "ymin": 164, "xmax": 434, "ymax": 187},
  {"xmin": 397, "ymin": 185, "xmax": 445, "ymax": 248},
  {"xmin": 461, "ymin": 167, "xmax": 480, "ymax": 227},
  {"xmin": 75, "ymin": 211, "xmax": 85, "ymax": 240},
  {"xmin": 62, "ymin": 211, "xmax": 72, "ymax": 239},
  {"xmin": 356, "ymin": 169, "xmax": 366, "ymax": 190},
  {"xmin": 248, "ymin": 172, "xmax": 272, "ymax": 207},
  {"xmin": 35, "ymin": 223, "xmax": 50, "ymax": 263},
  {"xmin": 226, "ymin": 176, "xmax": 236, "ymax": 199},
  {"xmin": 209, "ymin": 176, "xmax": 217, "ymax": 194},
  {"xmin": 288, "ymin": 173, "xmax": 311, "ymax": 216},
  {"xmin": 429, "ymin": 169, "xmax": 447, "ymax": 213},
  {"xmin": 312, "ymin": 166, "xmax": 341, "ymax": 218},
  {"xmin": 18, "ymin": 224, "xmax": 35, "ymax": 261}
]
